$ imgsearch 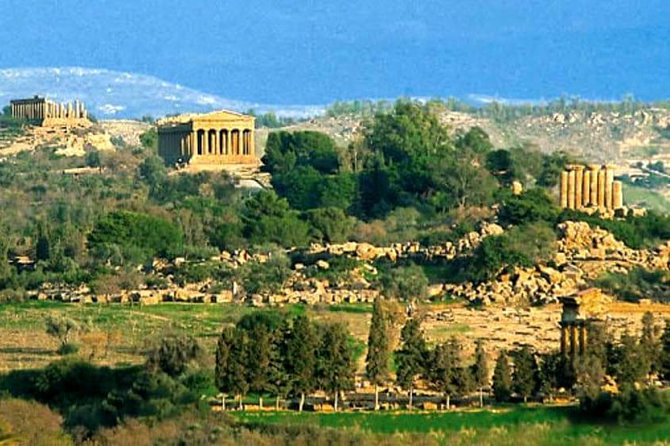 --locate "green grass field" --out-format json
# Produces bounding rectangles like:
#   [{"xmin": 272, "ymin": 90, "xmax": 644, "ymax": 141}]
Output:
[
  {"xmin": 623, "ymin": 184, "xmax": 670, "ymax": 213},
  {"xmin": 233, "ymin": 406, "xmax": 670, "ymax": 445}
]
